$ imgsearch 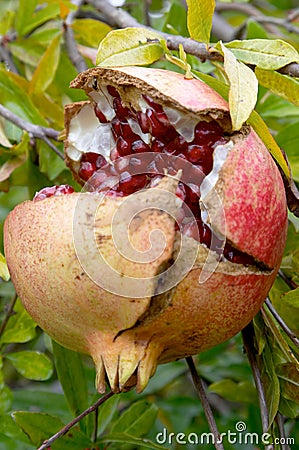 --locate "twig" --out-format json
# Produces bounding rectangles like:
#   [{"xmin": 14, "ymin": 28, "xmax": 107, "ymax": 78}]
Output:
[
  {"xmin": 241, "ymin": 323, "xmax": 272, "ymax": 446},
  {"xmin": 278, "ymin": 269, "xmax": 298, "ymax": 290},
  {"xmin": 89, "ymin": 0, "xmax": 222, "ymax": 62},
  {"xmin": 278, "ymin": 63, "xmax": 299, "ymax": 78},
  {"xmin": 275, "ymin": 413, "xmax": 291, "ymax": 450},
  {"xmin": 186, "ymin": 356, "xmax": 224, "ymax": 450},
  {"xmin": 265, "ymin": 298, "xmax": 299, "ymax": 350},
  {"xmin": 37, "ymin": 391, "xmax": 114, "ymax": 450},
  {"xmin": 64, "ymin": 0, "xmax": 88, "ymax": 73},
  {"xmin": 0, "ymin": 294, "xmax": 17, "ymax": 340},
  {"xmin": 0, "ymin": 44, "xmax": 18, "ymax": 73},
  {"xmin": 91, "ymin": 405, "xmax": 99, "ymax": 443},
  {"xmin": 215, "ymin": 2, "xmax": 266, "ymax": 17},
  {"xmin": 89, "ymin": 0, "xmax": 299, "ymax": 77},
  {"xmin": 253, "ymin": 17, "xmax": 299, "ymax": 35},
  {"xmin": 0, "ymin": 104, "xmax": 64, "ymax": 159}
]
